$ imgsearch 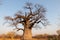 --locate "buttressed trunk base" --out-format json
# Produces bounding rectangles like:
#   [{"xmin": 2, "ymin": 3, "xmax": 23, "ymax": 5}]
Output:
[{"xmin": 24, "ymin": 28, "xmax": 32, "ymax": 40}]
